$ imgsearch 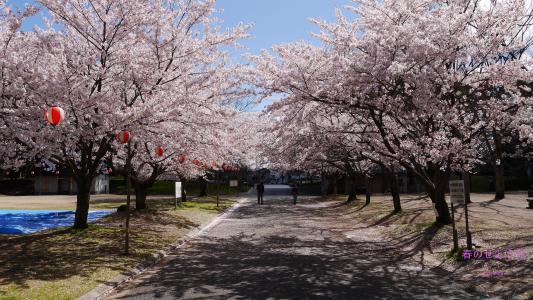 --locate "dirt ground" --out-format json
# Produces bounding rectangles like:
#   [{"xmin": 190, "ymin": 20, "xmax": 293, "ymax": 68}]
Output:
[
  {"xmin": 0, "ymin": 194, "xmax": 168, "ymax": 210},
  {"xmin": 341, "ymin": 191, "xmax": 532, "ymax": 299}
]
